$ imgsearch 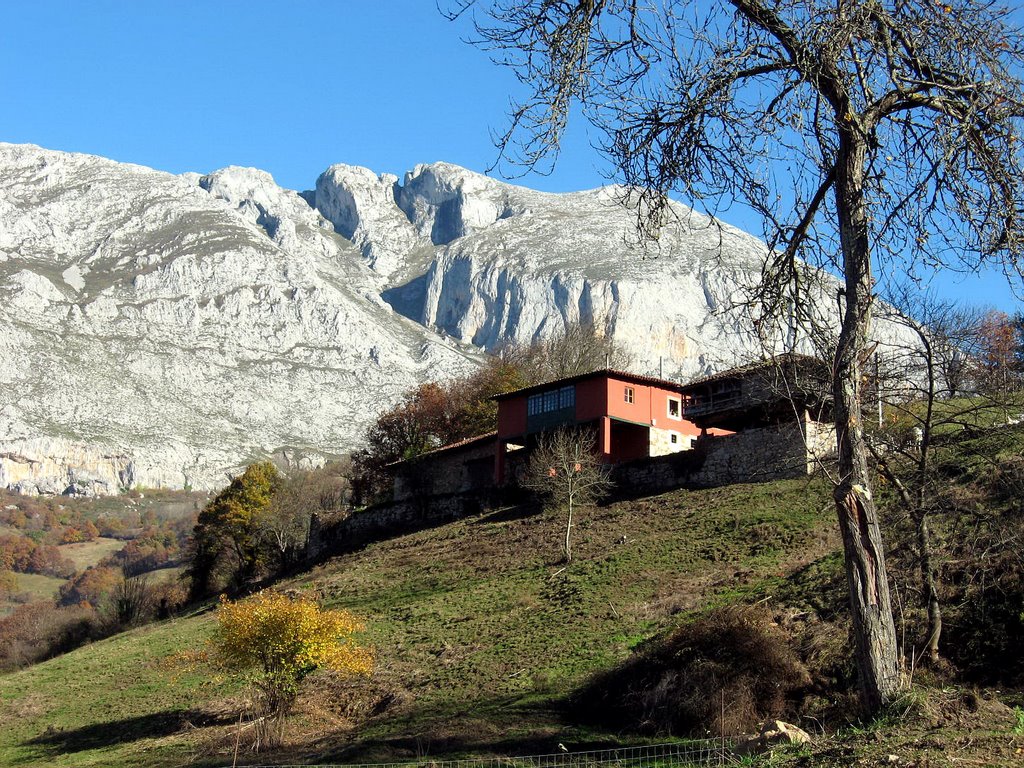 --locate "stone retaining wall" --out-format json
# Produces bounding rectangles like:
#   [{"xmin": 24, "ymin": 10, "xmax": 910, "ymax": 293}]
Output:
[{"xmin": 308, "ymin": 421, "xmax": 835, "ymax": 562}]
